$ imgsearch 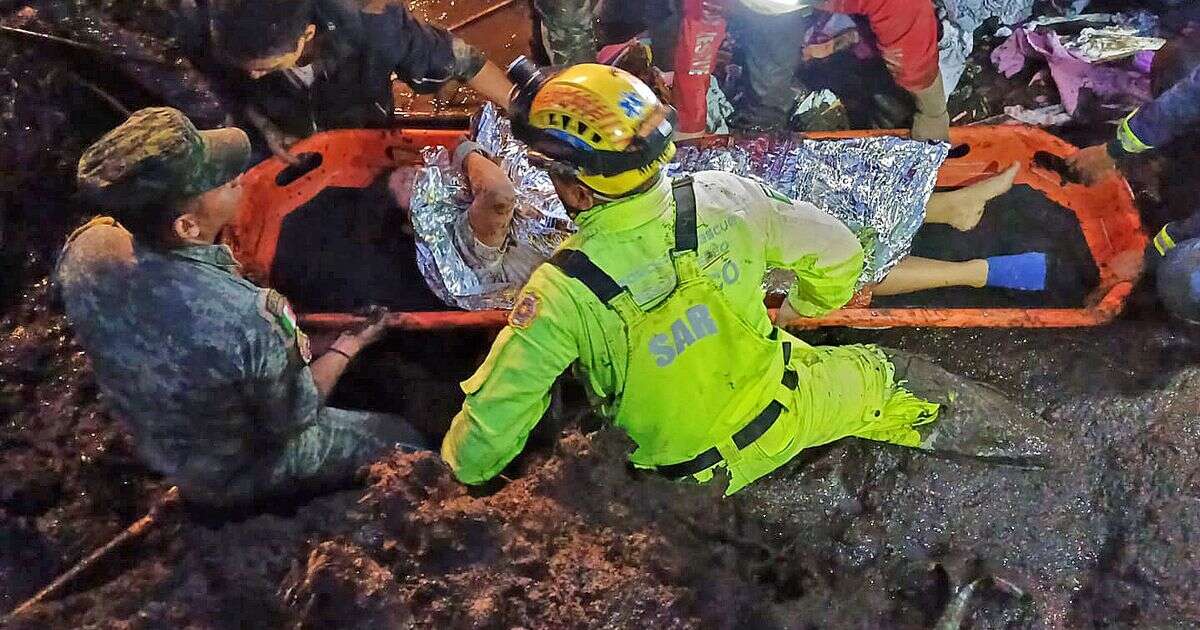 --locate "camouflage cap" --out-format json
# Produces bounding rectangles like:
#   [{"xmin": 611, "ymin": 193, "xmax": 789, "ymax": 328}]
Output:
[{"xmin": 77, "ymin": 107, "xmax": 251, "ymax": 210}]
